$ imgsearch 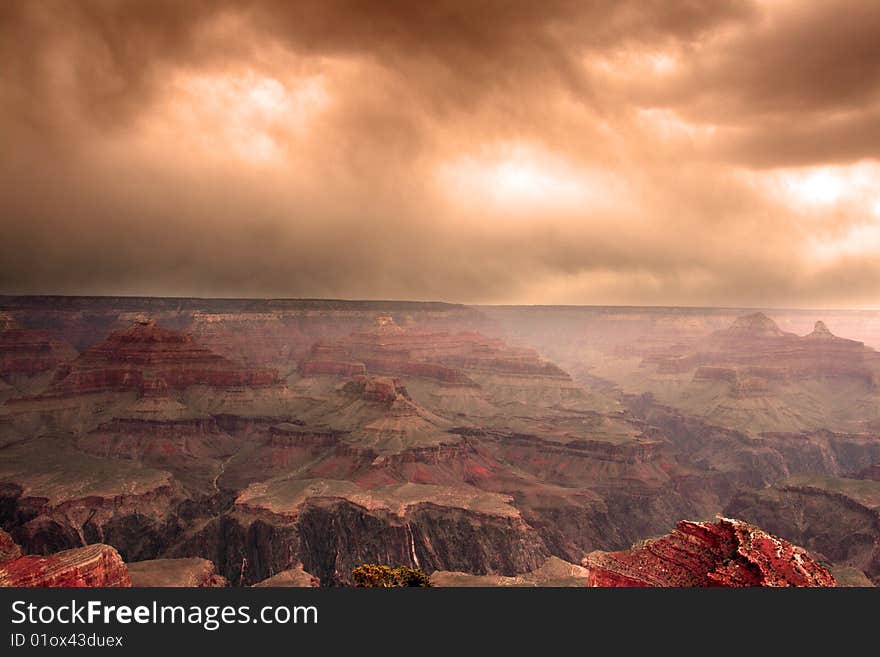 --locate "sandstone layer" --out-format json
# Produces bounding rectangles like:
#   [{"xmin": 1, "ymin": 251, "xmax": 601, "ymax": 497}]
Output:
[
  {"xmin": 0, "ymin": 532, "xmax": 130, "ymax": 587},
  {"xmin": 582, "ymin": 517, "xmax": 836, "ymax": 587}
]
